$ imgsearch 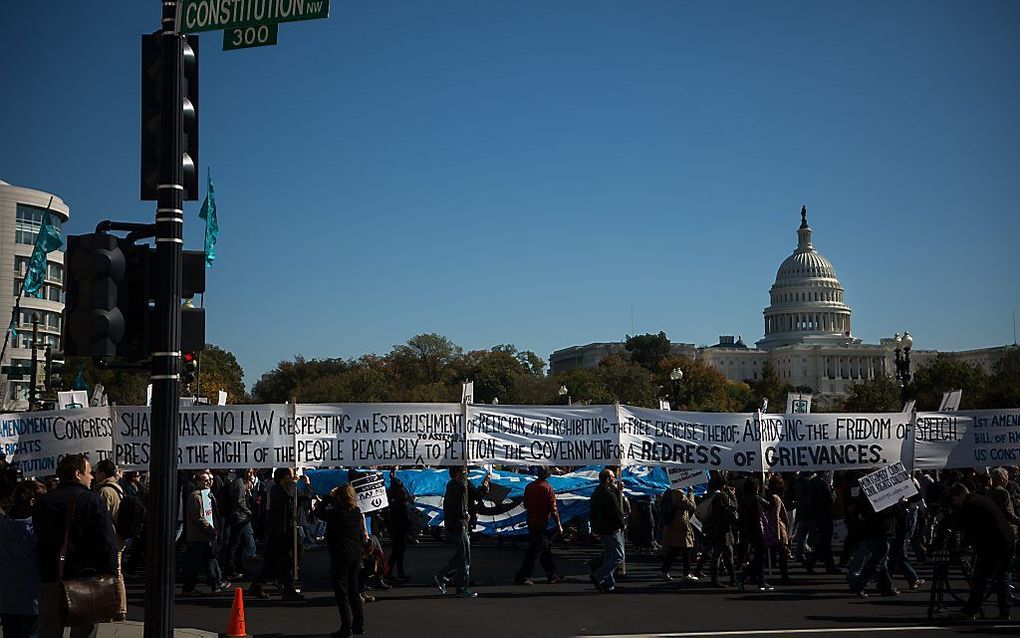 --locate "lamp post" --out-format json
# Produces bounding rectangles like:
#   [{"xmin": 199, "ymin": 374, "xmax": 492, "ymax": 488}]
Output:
[
  {"xmin": 669, "ymin": 367, "xmax": 683, "ymax": 411},
  {"xmin": 893, "ymin": 331, "xmax": 912, "ymax": 401},
  {"xmin": 558, "ymin": 384, "xmax": 571, "ymax": 406}
]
